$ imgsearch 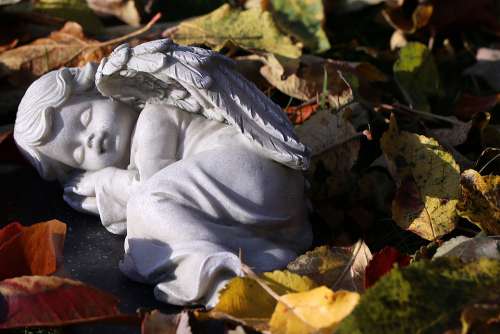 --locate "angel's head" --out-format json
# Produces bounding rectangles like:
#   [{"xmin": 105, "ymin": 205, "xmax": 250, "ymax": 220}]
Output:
[{"xmin": 14, "ymin": 63, "xmax": 138, "ymax": 181}]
